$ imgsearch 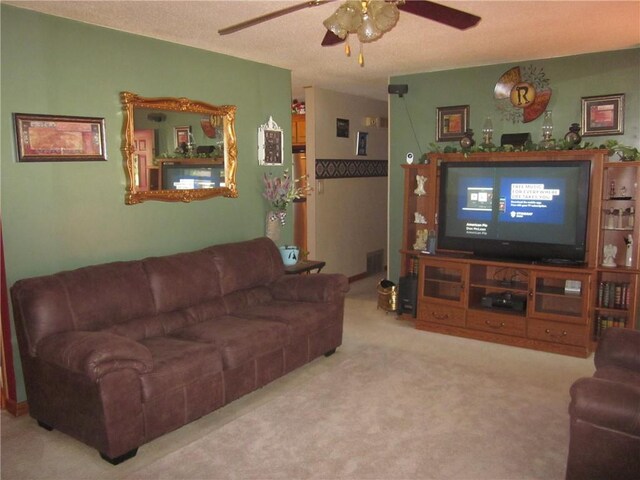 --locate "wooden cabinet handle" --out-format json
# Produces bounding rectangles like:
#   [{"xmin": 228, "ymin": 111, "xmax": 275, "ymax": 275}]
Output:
[
  {"xmin": 485, "ymin": 320, "xmax": 506, "ymax": 329},
  {"xmin": 432, "ymin": 312, "xmax": 449, "ymax": 320},
  {"xmin": 544, "ymin": 328, "xmax": 568, "ymax": 336}
]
